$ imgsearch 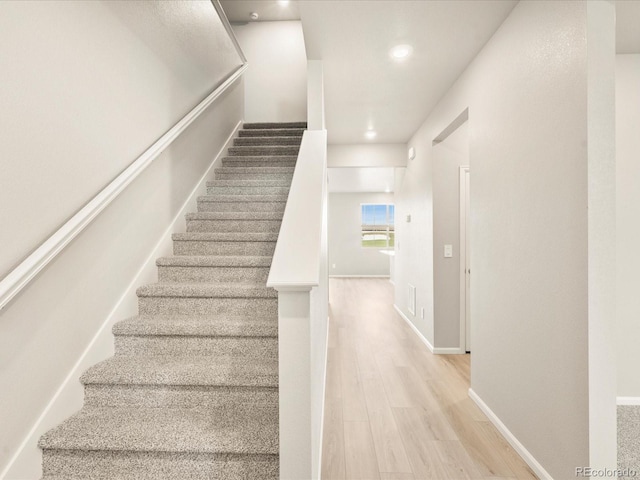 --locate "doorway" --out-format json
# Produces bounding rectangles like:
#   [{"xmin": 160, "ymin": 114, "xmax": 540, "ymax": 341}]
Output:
[{"xmin": 459, "ymin": 166, "xmax": 470, "ymax": 352}]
